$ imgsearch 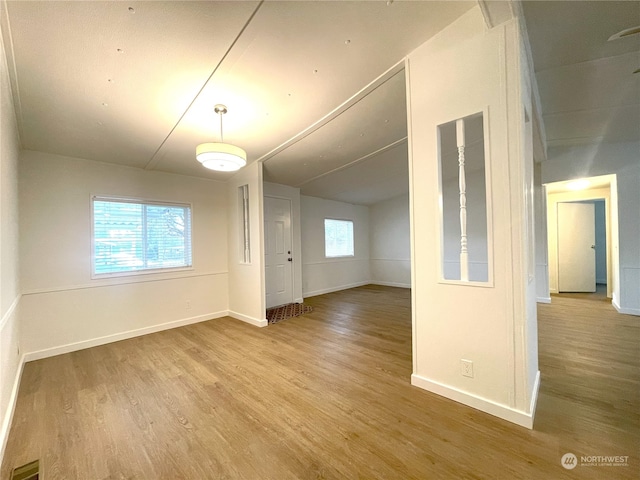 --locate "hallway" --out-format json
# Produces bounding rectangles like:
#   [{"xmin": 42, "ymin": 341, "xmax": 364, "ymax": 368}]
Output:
[{"xmin": 536, "ymin": 291, "xmax": 639, "ymax": 469}]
